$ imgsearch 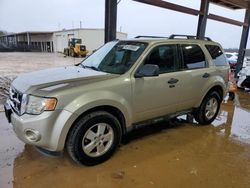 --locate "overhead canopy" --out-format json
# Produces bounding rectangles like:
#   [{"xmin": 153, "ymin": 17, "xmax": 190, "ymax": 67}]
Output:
[
  {"xmin": 133, "ymin": 0, "xmax": 249, "ymax": 26},
  {"xmin": 2, "ymin": 31, "xmax": 53, "ymax": 37},
  {"xmin": 210, "ymin": 0, "xmax": 250, "ymax": 10}
]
